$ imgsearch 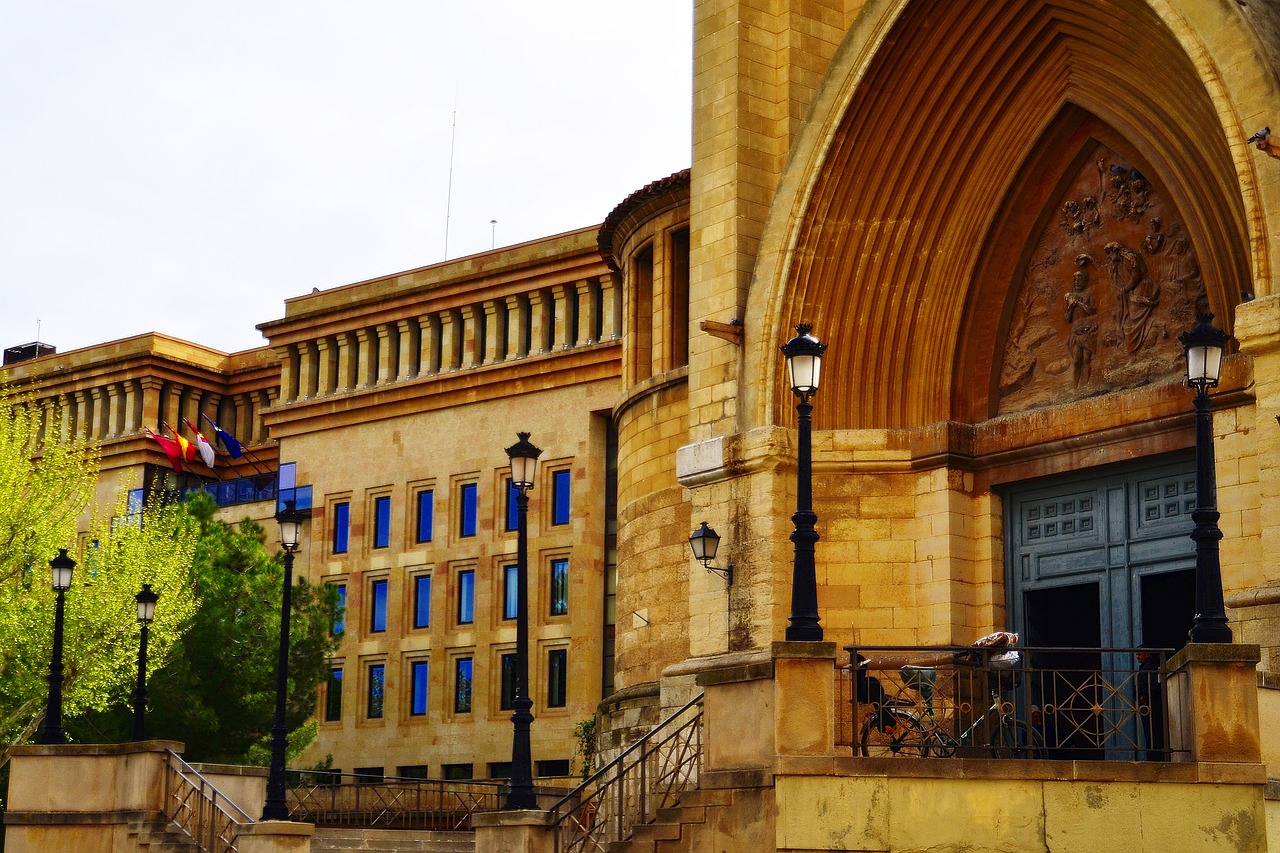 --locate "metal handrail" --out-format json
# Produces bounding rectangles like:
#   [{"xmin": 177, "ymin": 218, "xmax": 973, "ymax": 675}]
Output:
[
  {"xmin": 840, "ymin": 644, "xmax": 1181, "ymax": 761},
  {"xmin": 164, "ymin": 750, "xmax": 252, "ymax": 853},
  {"xmin": 550, "ymin": 693, "xmax": 703, "ymax": 853},
  {"xmin": 285, "ymin": 770, "xmax": 505, "ymax": 830}
]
